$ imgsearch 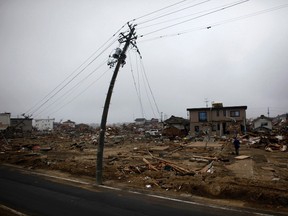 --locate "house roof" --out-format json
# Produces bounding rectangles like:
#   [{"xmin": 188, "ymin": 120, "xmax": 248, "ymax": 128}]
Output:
[
  {"xmin": 63, "ymin": 120, "xmax": 75, "ymax": 124},
  {"xmin": 10, "ymin": 118, "xmax": 33, "ymax": 121},
  {"xmin": 164, "ymin": 115, "xmax": 189, "ymax": 125},
  {"xmin": 254, "ymin": 115, "xmax": 273, "ymax": 122},
  {"xmin": 34, "ymin": 118, "xmax": 55, "ymax": 121},
  {"xmin": 187, "ymin": 106, "xmax": 247, "ymax": 111},
  {"xmin": 134, "ymin": 118, "xmax": 146, "ymax": 122}
]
